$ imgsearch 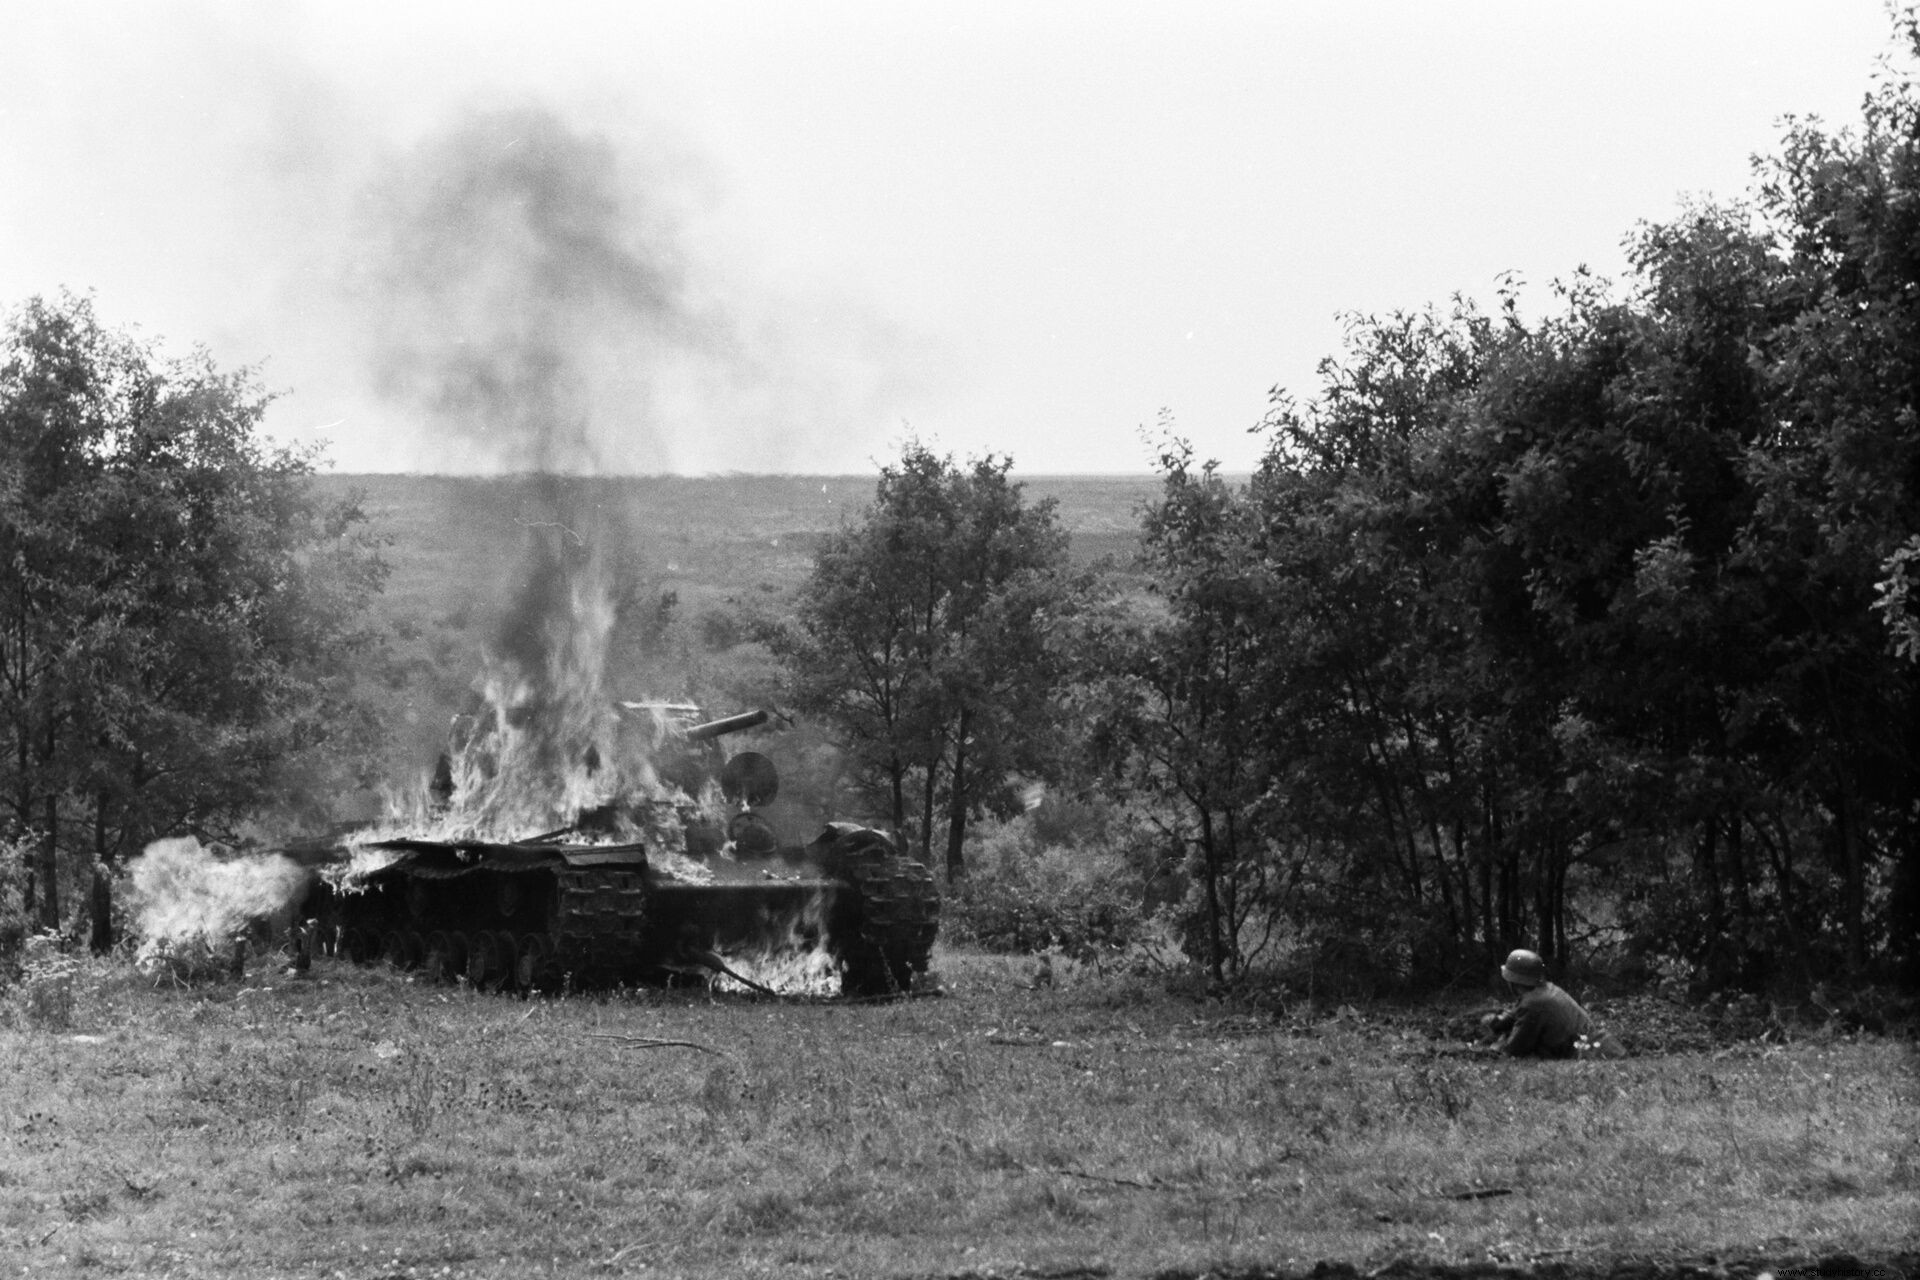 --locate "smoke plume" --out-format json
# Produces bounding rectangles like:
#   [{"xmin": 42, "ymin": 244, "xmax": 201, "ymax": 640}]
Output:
[
  {"xmin": 4, "ymin": 4, "xmax": 935, "ymax": 472},
  {"xmin": 346, "ymin": 103, "xmax": 869, "ymax": 475}
]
